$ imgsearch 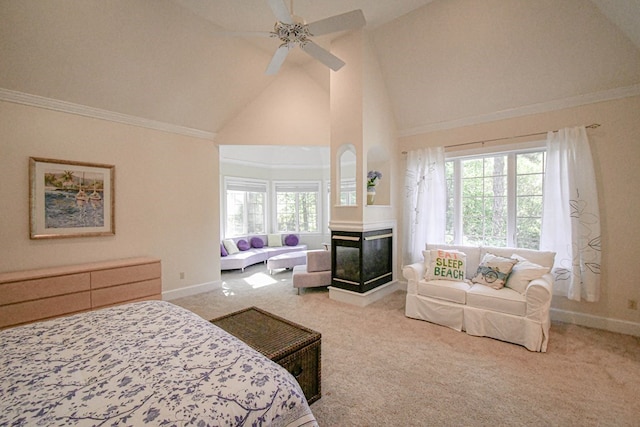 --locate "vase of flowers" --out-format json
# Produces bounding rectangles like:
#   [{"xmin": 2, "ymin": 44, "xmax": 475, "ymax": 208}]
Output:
[{"xmin": 367, "ymin": 170, "xmax": 382, "ymax": 205}]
